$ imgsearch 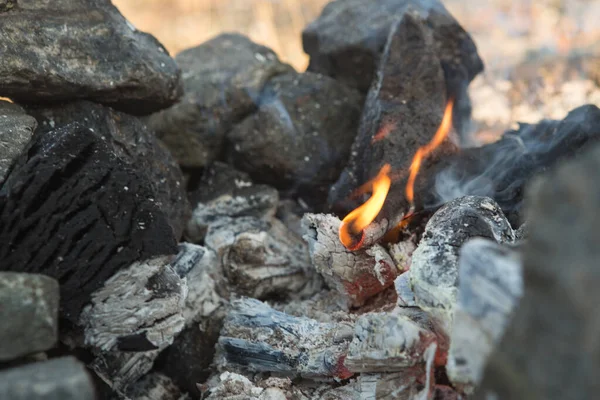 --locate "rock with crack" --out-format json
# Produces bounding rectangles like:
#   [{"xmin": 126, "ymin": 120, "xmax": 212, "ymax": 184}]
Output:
[
  {"xmin": 125, "ymin": 372, "xmax": 190, "ymax": 400},
  {"xmin": 147, "ymin": 33, "xmax": 294, "ymax": 168},
  {"xmin": 476, "ymin": 143, "xmax": 600, "ymax": 400},
  {"xmin": 0, "ymin": 101, "xmax": 36, "ymax": 185},
  {"xmin": 410, "ymin": 196, "xmax": 515, "ymax": 334},
  {"xmin": 226, "ymin": 71, "xmax": 363, "ymax": 208},
  {"xmin": 0, "ymin": 0, "xmax": 181, "ymax": 114},
  {"xmin": 216, "ymin": 298, "xmax": 354, "ymax": 379},
  {"xmin": 186, "ymin": 162, "xmax": 279, "ymax": 243},
  {"xmin": 0, "ymin": 356, "xmax": 96, "ymax": 400},
  {"xmin": 446, "ymin": 238, "xmax": 523, "ymax": 394},
  {"xmin": 0, "ymin": 122, "xmax": 178, "ymax": 323},
  {"xmin": 302, "ymin": 213, "xmax": 399, "ymax": 307},
  {"xmin": 0, "ymin": 272, "xmax": 59, "ymax": 362},
  {"xmin": 28, "ymin": 100, "xmax": 190, "ymax": 238},
  {"xmin": 205, "ymin": 216, "xmax": 319, "ymax": 300}
]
